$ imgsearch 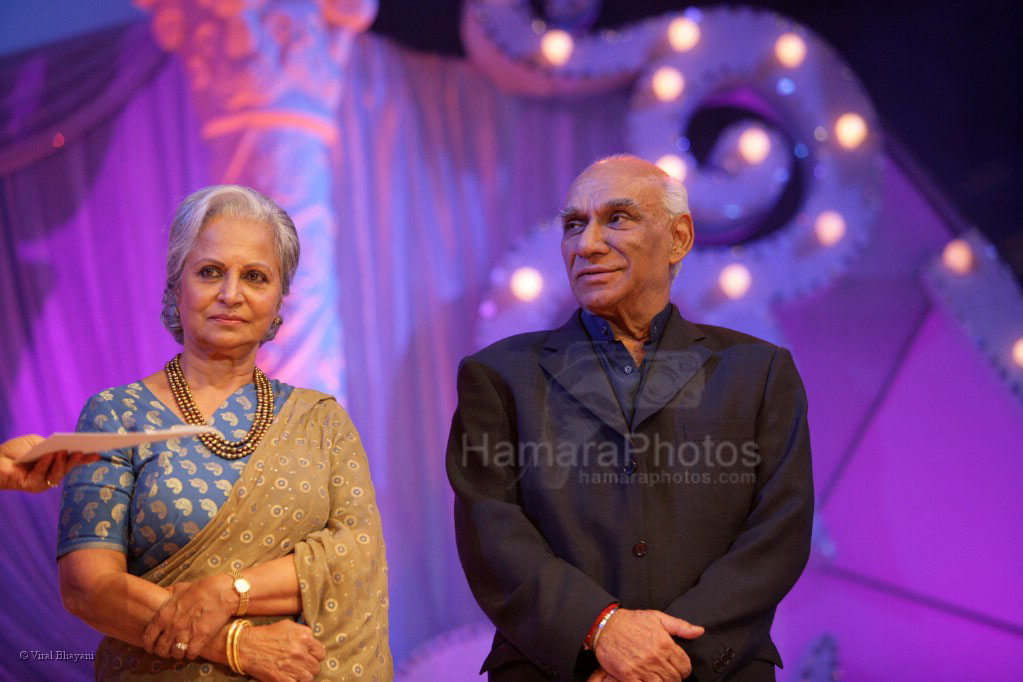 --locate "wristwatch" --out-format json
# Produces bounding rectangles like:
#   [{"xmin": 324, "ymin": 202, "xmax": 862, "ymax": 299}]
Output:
[{"xmin": 226, "ymin": 569, "xmax": 251, "ymax": 617}]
